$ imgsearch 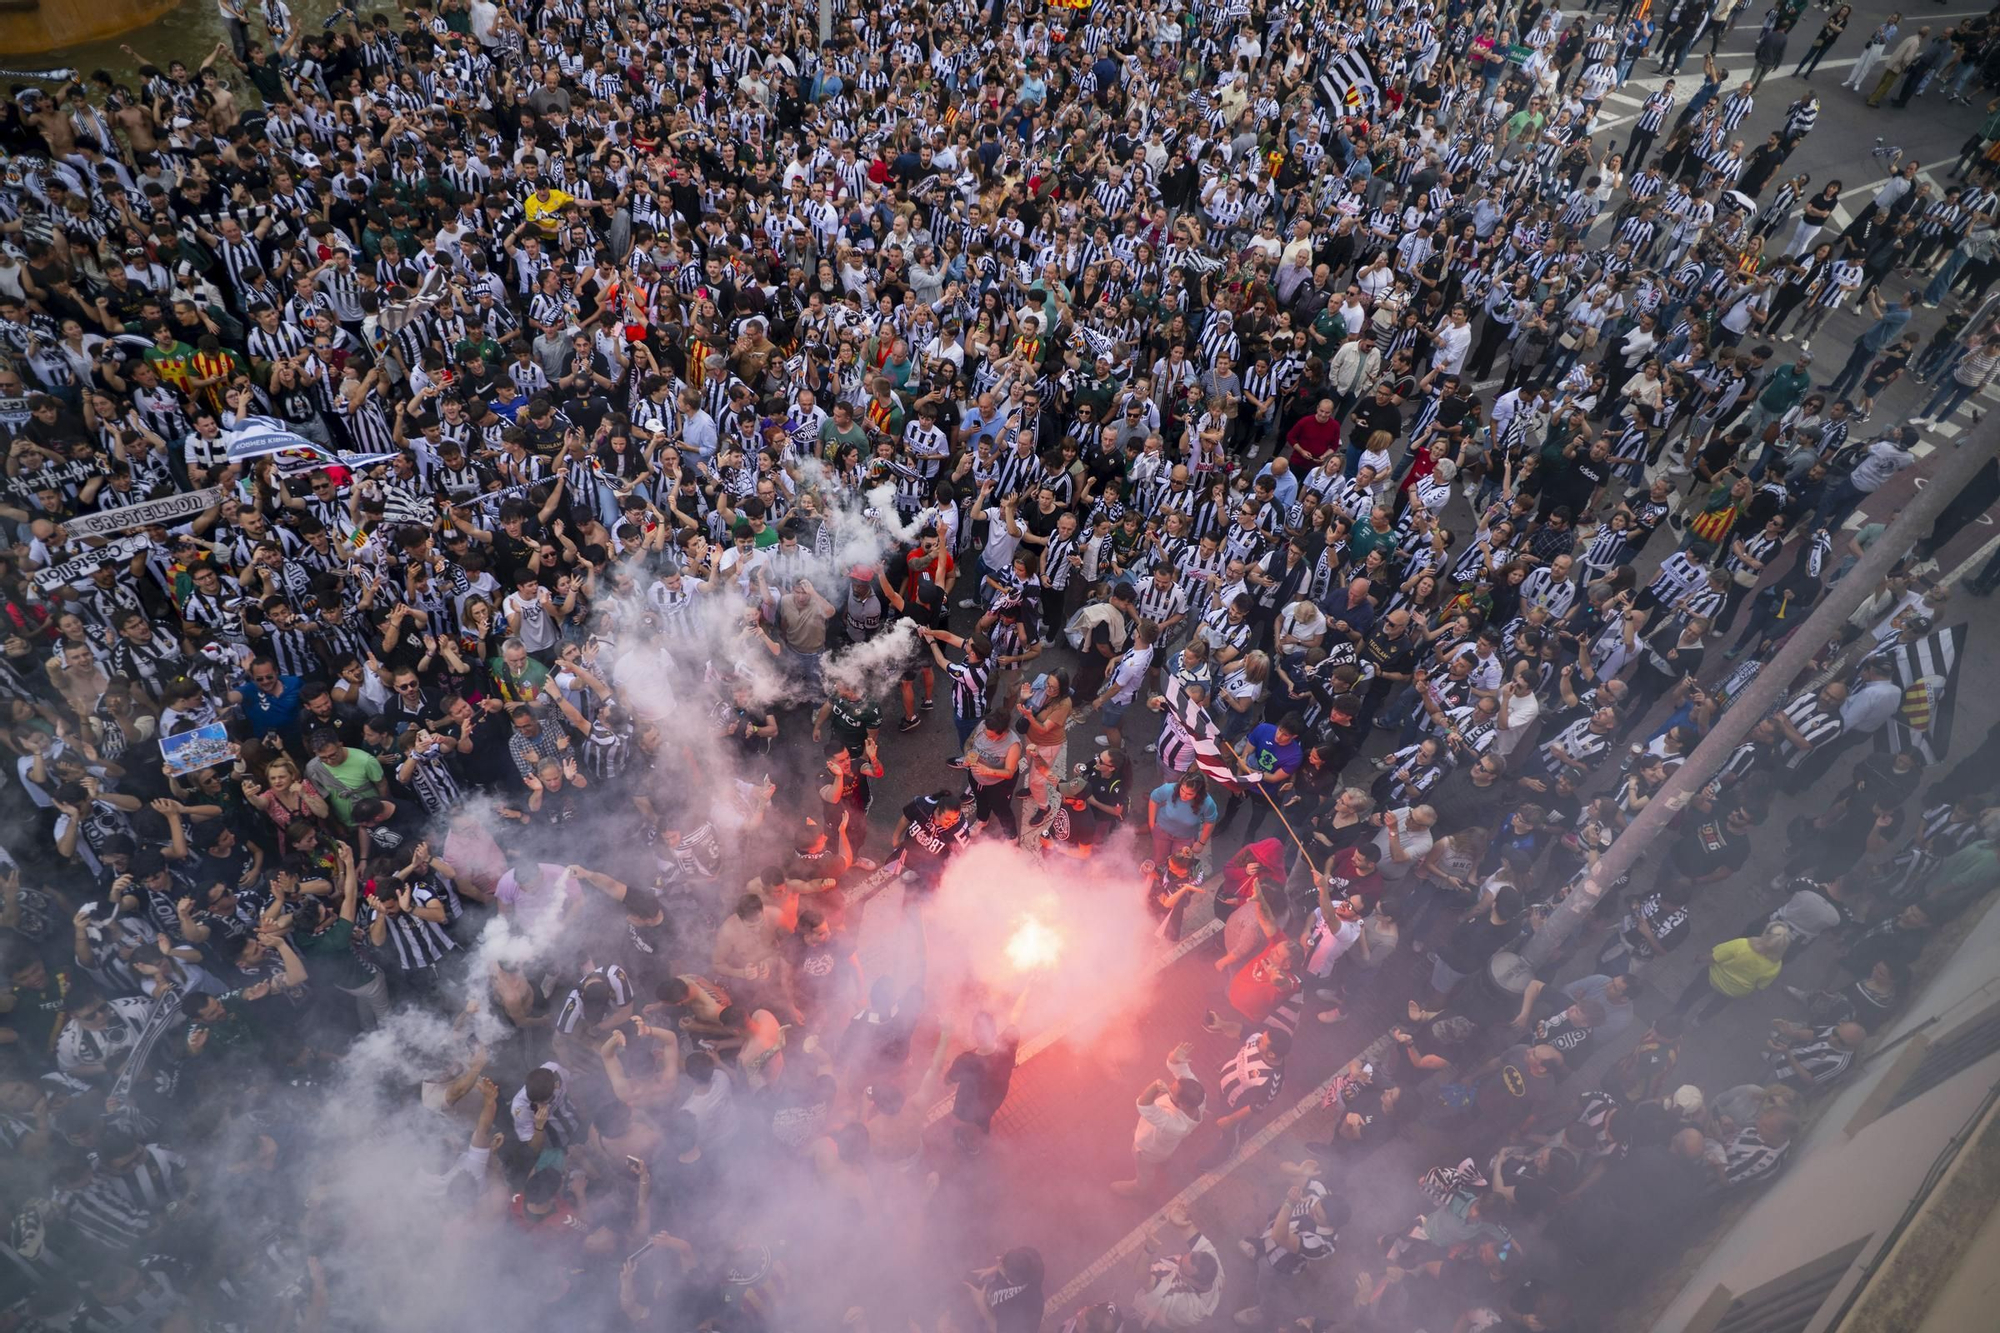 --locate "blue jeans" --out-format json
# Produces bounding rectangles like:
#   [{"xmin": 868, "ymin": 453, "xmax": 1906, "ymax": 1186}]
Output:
[
  {"xmin": 1341, "ymin": 437, "xmax": 1368, "ymax": 478},
  {"xmin": 1921, "ymin": 378, "xmax": 1980, "ymax": 423},
  {"xmin": 1926, "ymin": 251, "xmax": 1968, "ymax": 305}
]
